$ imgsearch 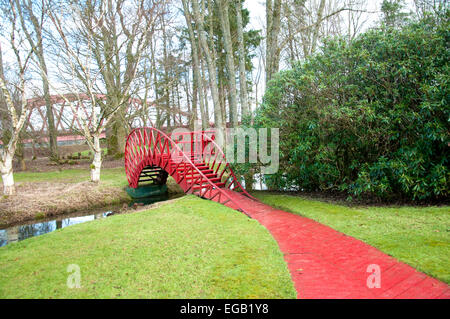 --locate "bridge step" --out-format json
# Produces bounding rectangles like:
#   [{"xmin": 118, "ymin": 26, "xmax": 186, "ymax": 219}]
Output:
[
  {"xmin": 186, "ymin": 177, "xmax": 222, "ymax": 183},
  {"xmin": 172, "ymin": 165, "xmax": 212, "ymax": 172},
  {"xmin": 193, "ymin": 182, "xmax": 226, "ymax": 190},
  {"xmin": 170, "ymin": 166, "xmax": 209, "ymax": 171},
  {"xmin": 169, "ymin": 160, "xmax": 206, "ymax": 166},
  {"xmin": 168, "ymin": 164, "xmax": 206, "ymax": 170},
  {"xmin": 184, "ymin": 173, "xmax": 217, "ymax": 178},
  {"xmin": 175, "ymin": 168, "xmax": 212, "ymax": 174},
  {"xmin": 194, "ymin": 166, "xmax": 213, "ymax": 171},
  {"xmin": 178, "ymin": 170, "xmax": 215, "ymax": 176}
]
